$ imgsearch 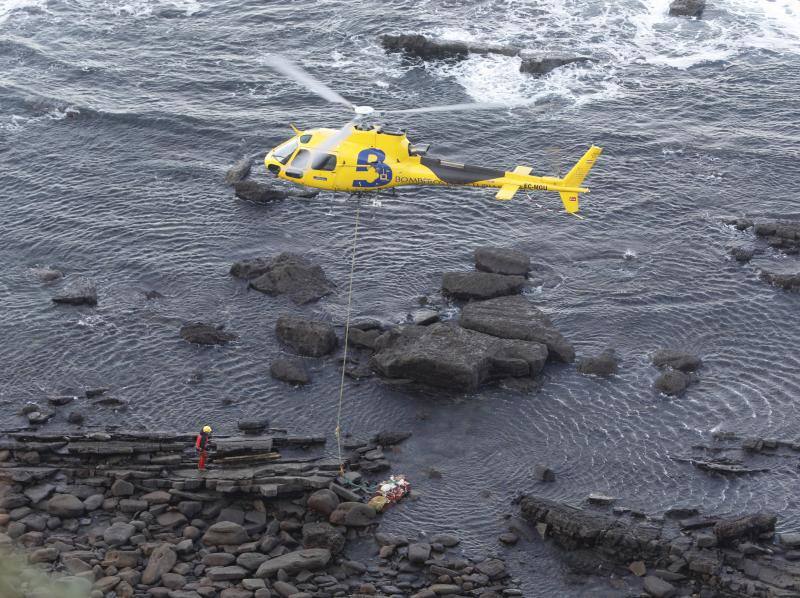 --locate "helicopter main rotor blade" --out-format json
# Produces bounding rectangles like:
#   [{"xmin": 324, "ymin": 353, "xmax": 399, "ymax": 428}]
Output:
[
  {"xmin": 297, "ymin": 118, "xmax": 359, "ymax": 174},
  {"xmin": 264, "ymin": 54, "xmax": 354, "ymax": 109},
  {"xmin": 384, "ymin": 100, "xmax": 539, "ymax": 115}
]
